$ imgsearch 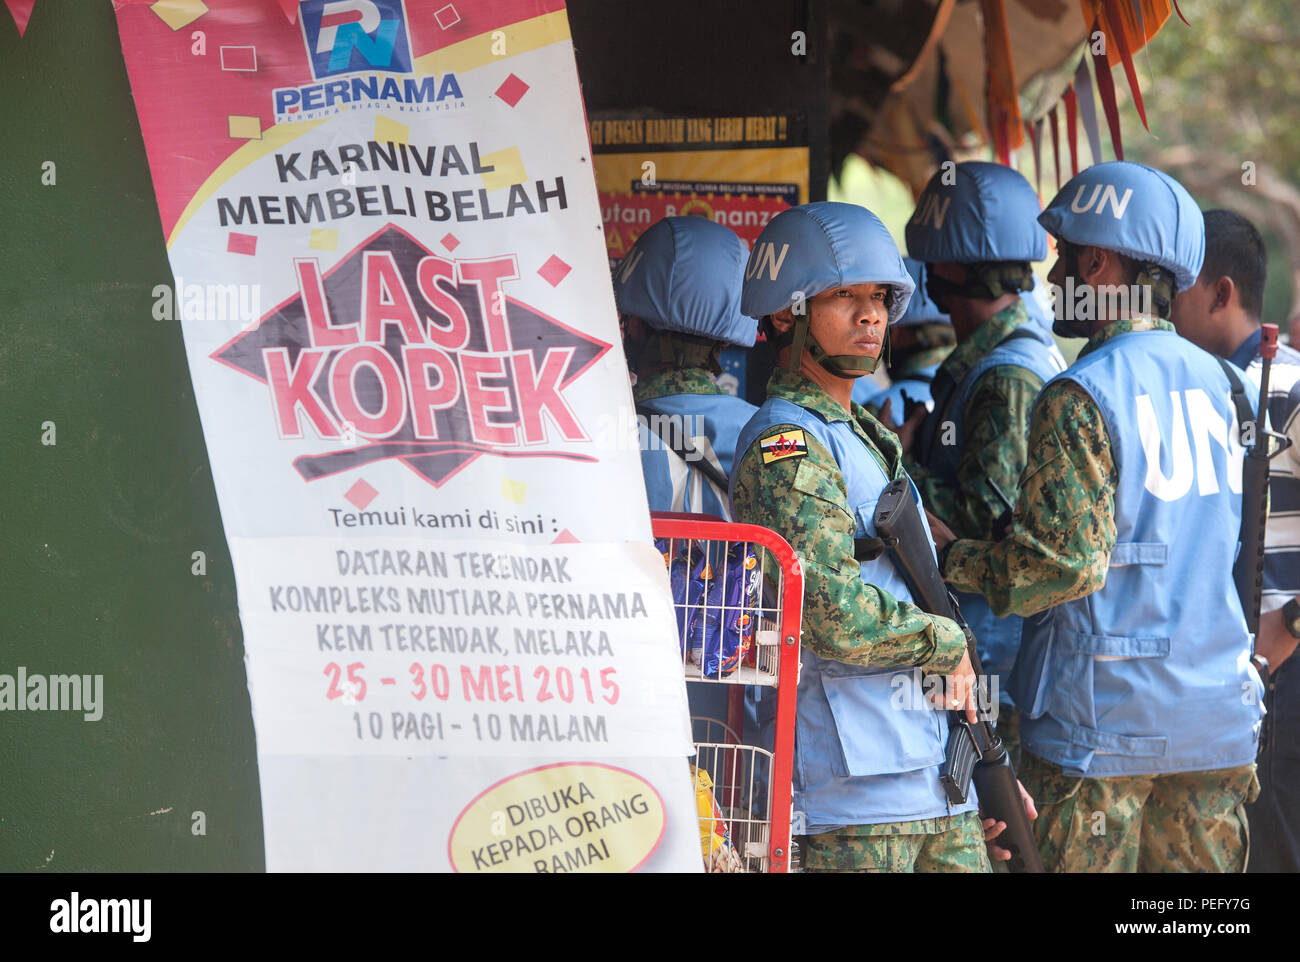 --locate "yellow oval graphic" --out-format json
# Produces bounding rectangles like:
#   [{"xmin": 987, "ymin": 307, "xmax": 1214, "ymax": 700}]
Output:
[{"xmin": 448, "ymin": 762, "xmax": 667, "ymax": 873}]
